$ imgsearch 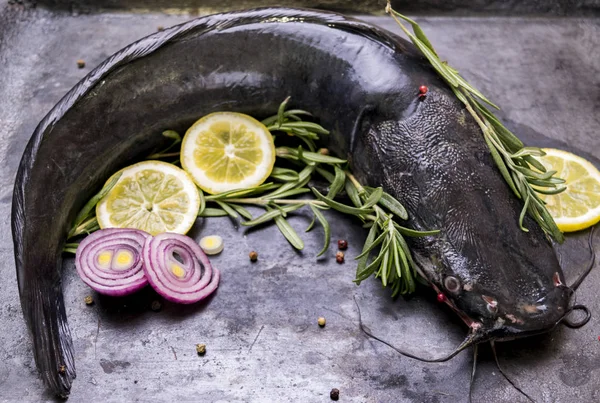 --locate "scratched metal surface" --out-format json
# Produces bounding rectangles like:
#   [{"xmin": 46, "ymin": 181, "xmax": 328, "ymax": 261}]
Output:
[{"xmin": 0, "ymin": 2, "xmax": 599, "ymax": 402}]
